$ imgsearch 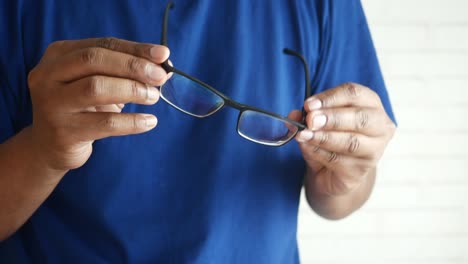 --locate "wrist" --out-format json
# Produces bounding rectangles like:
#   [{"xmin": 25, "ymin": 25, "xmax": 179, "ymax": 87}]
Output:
[
  {"xmin": 22, "ymin": 127, "xmax": 68, "ymax": 183},
  {"xmin": 305, "ymin": 164, "xmax": 372, "ymax": 197},
  {"xmin": 304, "ymin": 167, "xmax": 376, "ymax": 220}
]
